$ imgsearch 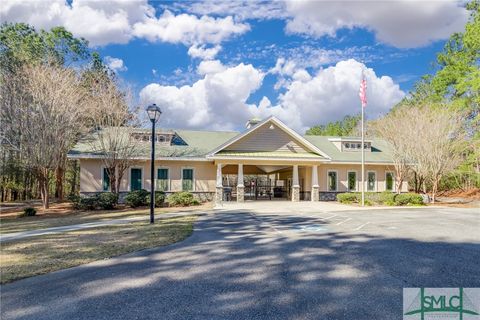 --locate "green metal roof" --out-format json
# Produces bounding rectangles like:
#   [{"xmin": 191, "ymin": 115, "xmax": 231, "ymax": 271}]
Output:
[
  {"xmin": 303, "ymin": 135, "xmax": 394, "ymax": 163},
  {"xmin": 68, "ymin": 128, "xmax": 239, "ymax": 159},
  {"xmin": 68, "ymin": 126, "xmax": 394, "ymax": 164},
  {"xmin": 214, "ymin": 151, "xmax": 325, "ymax": 159}
]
